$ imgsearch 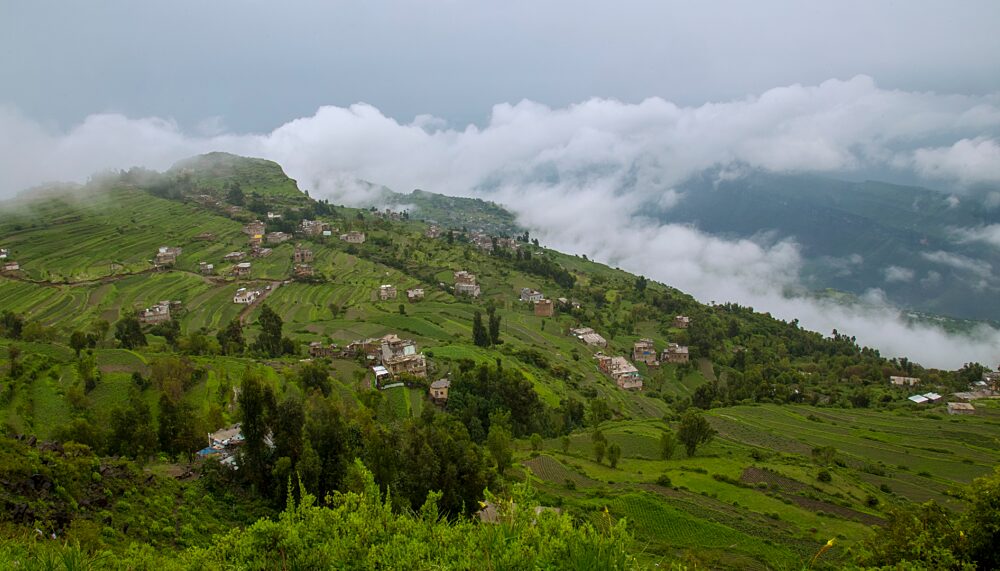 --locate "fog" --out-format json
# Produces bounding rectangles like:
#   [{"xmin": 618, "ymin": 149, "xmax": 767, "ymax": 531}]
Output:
[{"xmin": 2, "ymin": 76, "xmax": 1000, "ymax": 368}]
